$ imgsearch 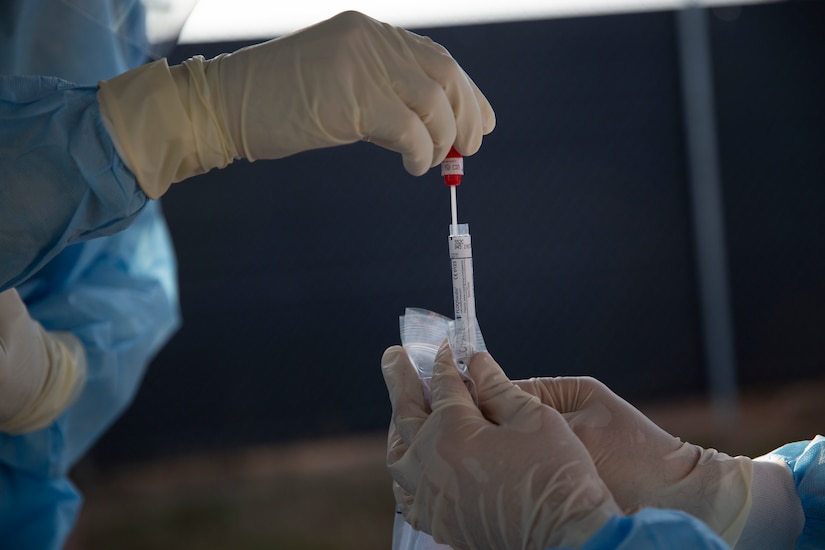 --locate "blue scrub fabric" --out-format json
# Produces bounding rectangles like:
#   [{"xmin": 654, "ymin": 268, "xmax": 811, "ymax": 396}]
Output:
[
  {"xmin": 0, "ymin": 77, "xmax": 148, "ymax": 291},
  {"xmin": 767, "ymin": 435, "xmax": 825, "ymax": 549},
  {"xmin": 0, "ymin": 200, "xmax": 180, "ymax": 550},
  {"xmin": 579, "ymin": 508, "xmax": 730, "ymax": 550},
  {"xmin": 0, "ymin": 1, "xmax": 181, "ymax": 548}
]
